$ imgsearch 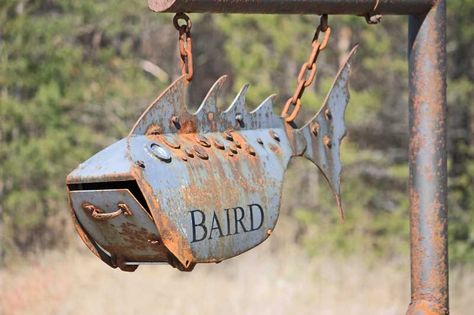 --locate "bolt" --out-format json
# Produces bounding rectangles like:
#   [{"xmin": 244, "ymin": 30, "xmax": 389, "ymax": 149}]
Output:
[
  {"xmin": 135, "ymin": 160, "xmax": 145, "ymax": 168},
  {"xmin": 212, "ymin": 138, "xmax": 225, "ymax": 150},
  {"xmin": 146, "ymin": 125, "xmax": 162, "ymax": 136},
  {"xmin": 311, "ymin": 123, "xmax": 320, "ymax": 137},
  {"xmin": 171, "ymin": 116, "xmax": 180, "ymax": 128},
  {"xmin": 229, "ymin": 144, "xmax": 238, "ymax": 154},
  {"xmin": 325, "ymin": 108, "xmax": 332, "ymax": 120},
  {"xmin": 235, "ymin": 140, "xmax": 242, "ymax": 149},
  {"xmin": 365, "ymin": 14, "xmax": 382, "ymax": 25},
  {"xmin": 323, "ymin": 136, "xmax": 332, "ymax": 149},
  {"xmin": 236, "ymin": 113, "xmax": 243, "ymax": 126},
  {"xmin": 149, "ymin": 143, "xmax": 172, "ymax": 162},
  {"xmin": 162, "ymin": 136, "xmax": 181, "ymax": 149},
  {"xmin": 246, "ymin": 145, "xmax": 256, "ymax": 156},
  {"xmin": 269, "ymin": 130, "xmax": 280, "ymax": 142},
  {"xmin": 184, "ymin": 148, "xmax": 194, "ymax": 158},
  {"xmin": 224, "ymin": 129, "xmax": 234, "ymax": 141},
  {"xmin": 193, "ymin": 145, "xmax": 209, "ymax": 160},
  {"xmin": 195, "ymin": 134, "xmax": 211, "ymax": 147},
  {"xmin": 257, "ymin": 138, "xmax": 264, "ymax": 145}
]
